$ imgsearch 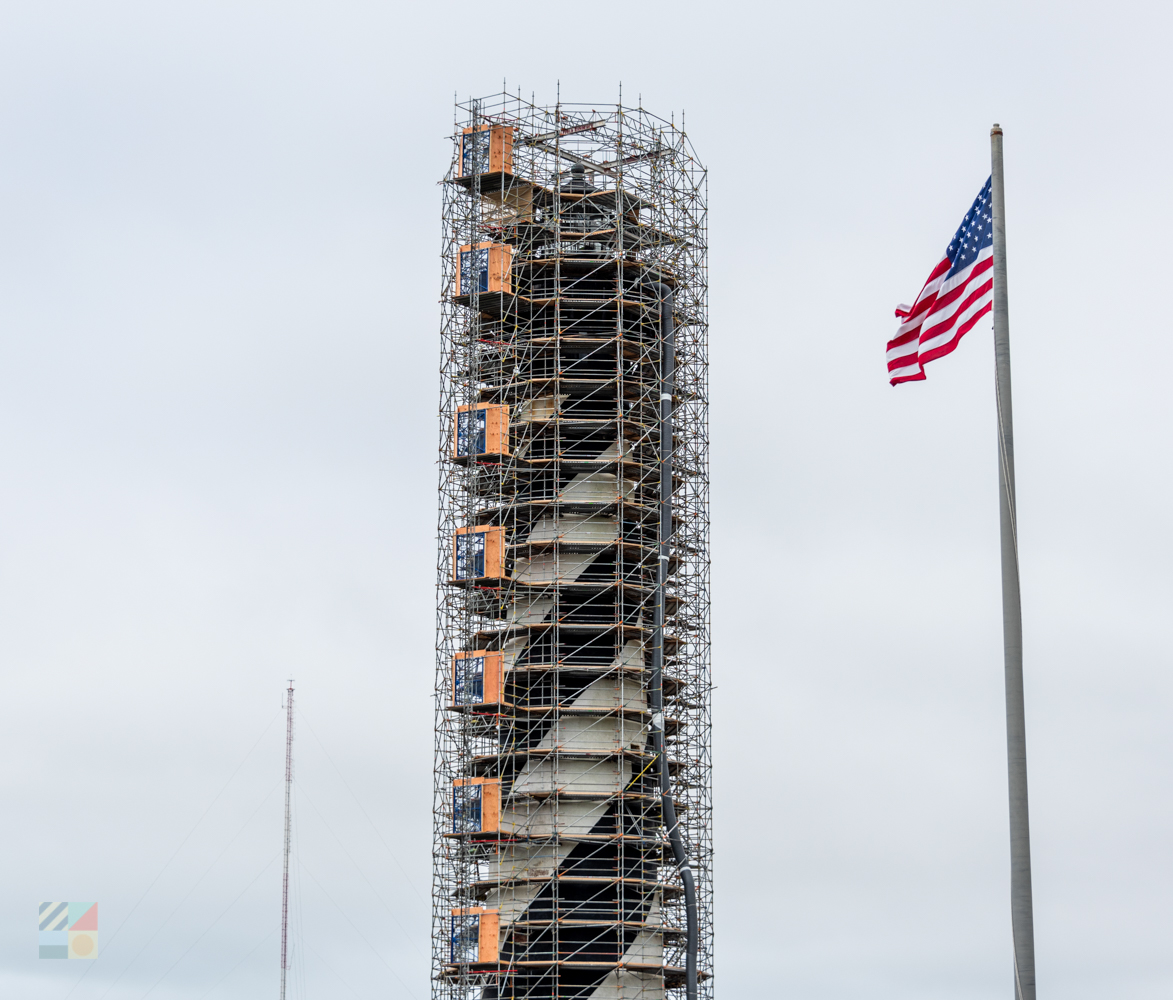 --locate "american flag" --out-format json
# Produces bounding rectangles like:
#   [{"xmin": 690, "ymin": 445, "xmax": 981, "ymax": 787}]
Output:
[{"xmin": 887, "ymin": 178, "xmax": 994, "ymax": 385}]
